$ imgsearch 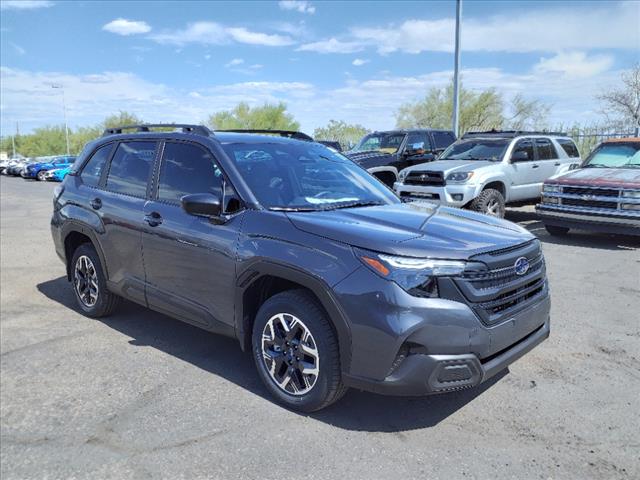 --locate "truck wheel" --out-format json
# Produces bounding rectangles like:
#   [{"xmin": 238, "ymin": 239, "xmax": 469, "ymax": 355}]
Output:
[
  {"xmin": 545, "ymin": 225, "xmax": 570, "ymax": 236},
  {"xmin": 252, "ymin": 290, "xmax": 347, "ymax": 412},
  {"xmin": 70, "ymin": 243, "xmax": 120, "ymax": 318},
  {"xmin": 470, "ymin": 188, "xmax": 506, "ymax": 218}
]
